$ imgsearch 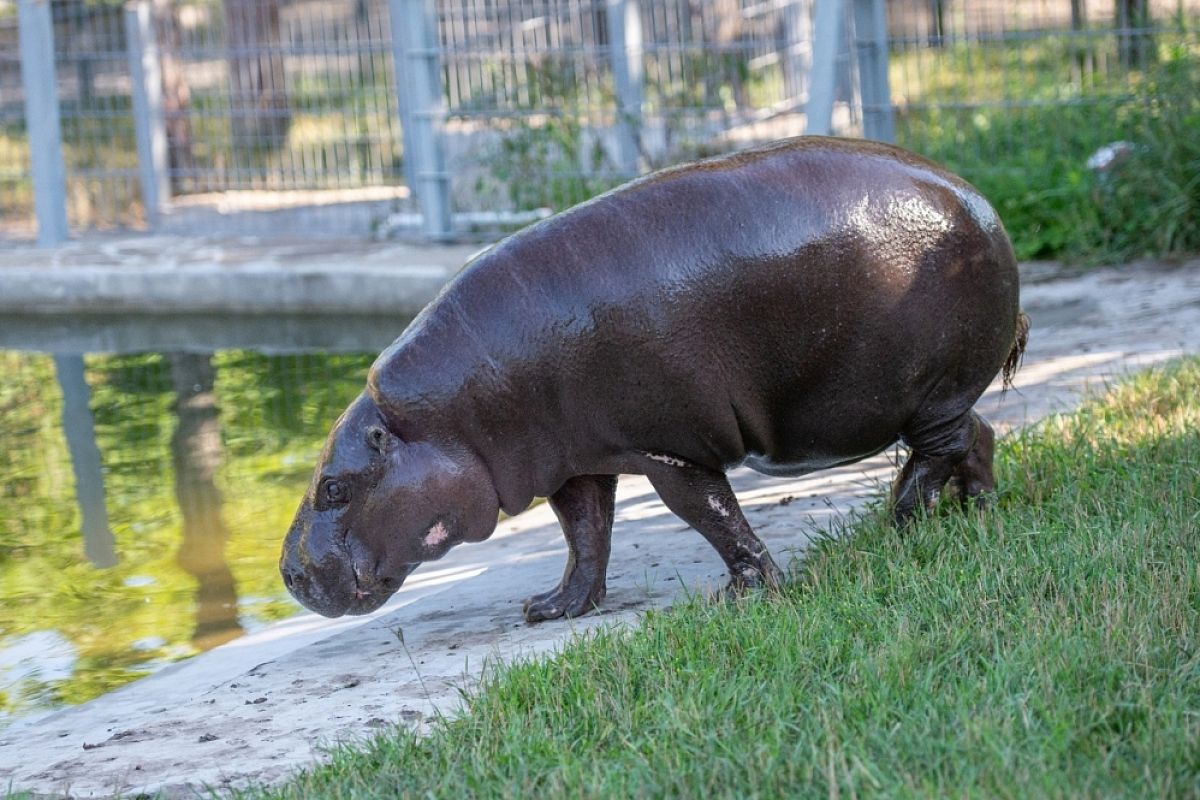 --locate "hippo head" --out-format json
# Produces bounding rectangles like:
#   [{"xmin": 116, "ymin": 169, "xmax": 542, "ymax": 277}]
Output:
[{"xmin": 279, "ymin": 392, "xmax": 500, "ymax": 617}]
